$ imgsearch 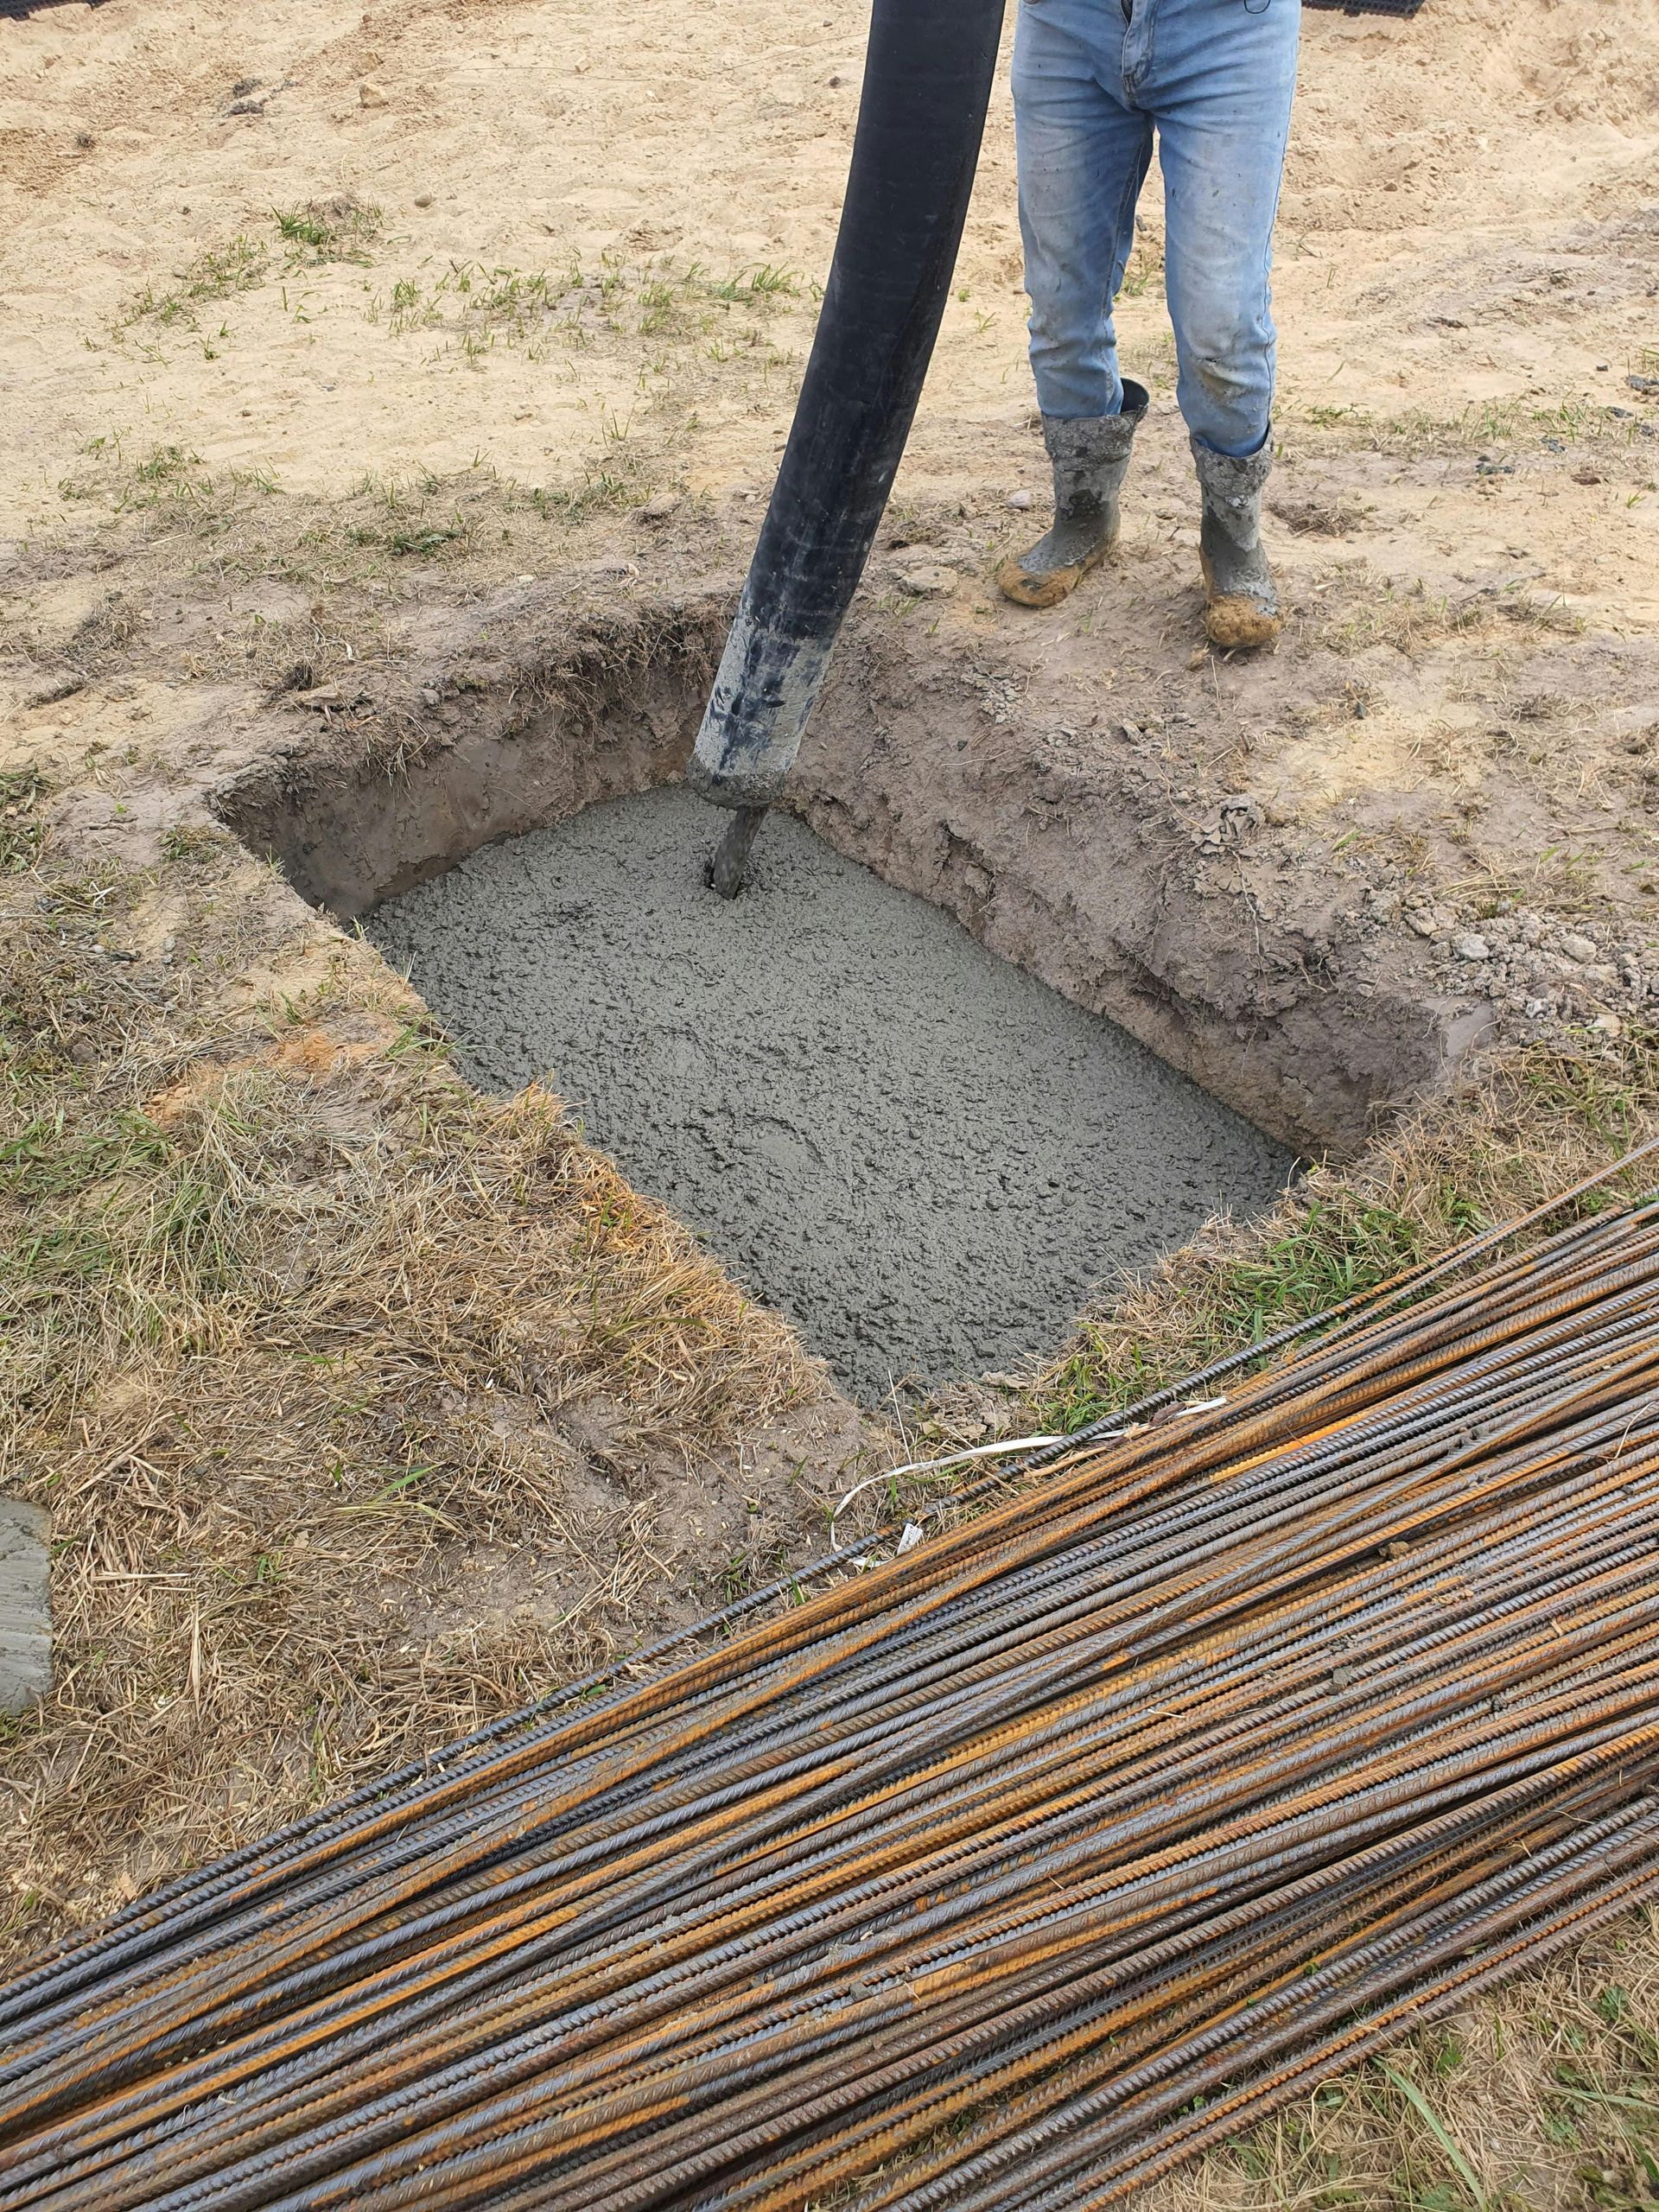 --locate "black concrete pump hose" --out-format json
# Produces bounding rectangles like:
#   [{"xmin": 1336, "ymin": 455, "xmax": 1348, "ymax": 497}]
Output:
[{"xmin": 691, "ymin": 0, "xmax": 1007, "ymax": 896}]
